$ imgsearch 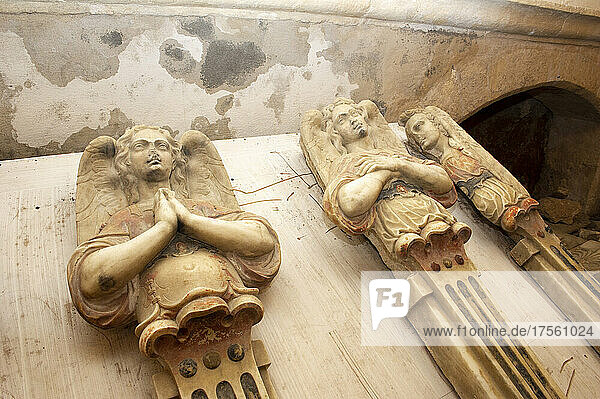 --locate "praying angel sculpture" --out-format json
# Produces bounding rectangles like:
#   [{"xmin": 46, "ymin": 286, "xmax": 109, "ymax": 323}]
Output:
[
  {"xmin": 67, "ymin": 126, "xmax": 280, "ymax": 399},
  {"xmin": 400, "ymin": 105, "xmax": 600, "ymax": 352},
  {"xmin": 400, "ymin": 106, "xmax": 538, "ymax": 232},
  {"xmin": 398, "ymin": 105, "xmax": 600, "ymax": 275}
]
